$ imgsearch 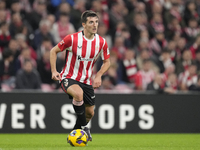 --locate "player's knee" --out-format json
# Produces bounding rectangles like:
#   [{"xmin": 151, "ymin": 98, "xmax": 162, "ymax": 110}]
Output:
[{"xmin": 73, "ymin": 91, "xmax": 83, "ymax": 101}]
